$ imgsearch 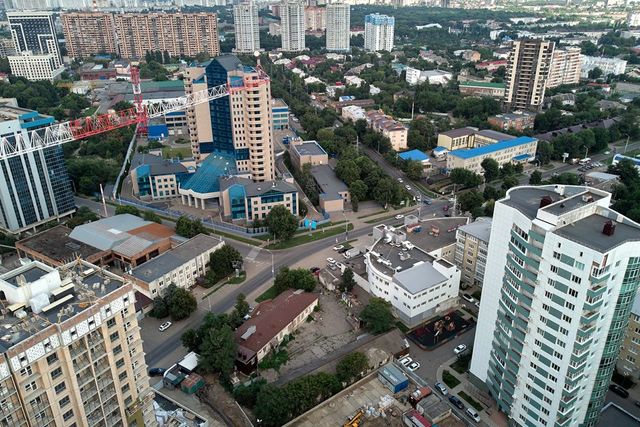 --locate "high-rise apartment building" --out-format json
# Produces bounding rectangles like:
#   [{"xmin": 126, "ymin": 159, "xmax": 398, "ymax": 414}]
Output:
[
  {"xmin": 186, "ymin": 55, "xmax": 274, "ymax": 181},
  {"xmin": 617, "ymin": 293, "xmax": 640, "ymax": 380},
  {"xmin": 281, "ymin": 0, "xmax": 306, "ymax": 52},
  {"xmin": 0, "ymin": 99, "xmax": 75, "ymax": 233},
  {"xmin": 114, "ymin": 12, "xmax": 220, "ymax": 59},
  {"xmin": 0, "ymin": 258, "xmax": 155, "ymax": 426},
  {"xmin": 326, "ymin": 4, "xmax": 350, "ymax": 52},
  {"xmin": 471, "ymin": 185, "xmax": 640, "ymax": 427},
  {"xmin": 547, "ymin": 47, "xmax": 582, "ymax": 88},
  {"xmin": 305, "ymin": 6, "xmax": 325, "ymax": 31},
  {"xmin": 364, "ymin": 13, "xmax": 394, "ymax": 52},
  {"xmin": 233, "ymin": 3, "xmax": 260, "ymax": 53},
  {"xmin": 61, "ymin": 12, "xmax": 117, "ymax": 59},
  {"xmin": 503, "ymin": 39, "xmax": 554, "ymax": 111},
  {"xmin": 7, "ymin": 11, "xmax": 61, "ymax": 68}
]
